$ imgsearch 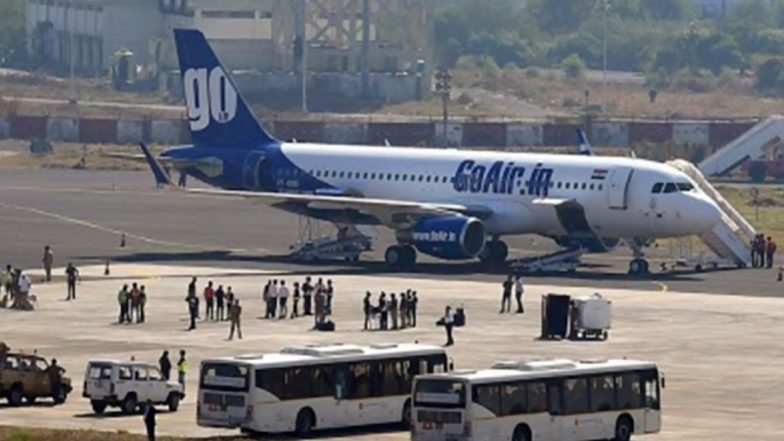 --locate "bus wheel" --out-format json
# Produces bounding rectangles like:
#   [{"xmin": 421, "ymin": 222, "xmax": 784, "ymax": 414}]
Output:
[
  {"xmin": 512, "ymin": 424, "xmax": 531, "ymax": 441},
  {"xmin": 295, "ymin": 408, "xmax": 315, "ymax": 438},
  {"xmin": 401, "ymin": 399, "xmax": 412, "ymax": 428},
  {"xmin": 614, "ymin": 415, "xmax": 634, "ymax": 441}
]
